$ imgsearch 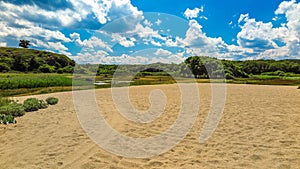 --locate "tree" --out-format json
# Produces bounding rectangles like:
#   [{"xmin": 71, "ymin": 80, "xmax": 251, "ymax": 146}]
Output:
[{"xmin": 19, "ymin": 40, "xmax": 30, "ymax": 48}]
